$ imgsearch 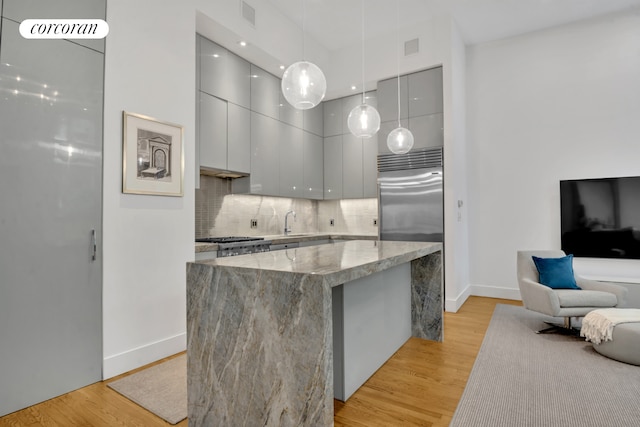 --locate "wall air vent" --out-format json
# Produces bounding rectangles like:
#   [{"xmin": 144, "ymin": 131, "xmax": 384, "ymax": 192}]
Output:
[
  {"xmin": 242, "ymin": 1, "xmax": 256, "ymax": 27},
  {"xmin": 378, "ymin": 147, "xmax": 442, "ymax": 172},
  {"xmin": 404, "ymin": 38, "xmax": 419, "ymax": 56}
]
